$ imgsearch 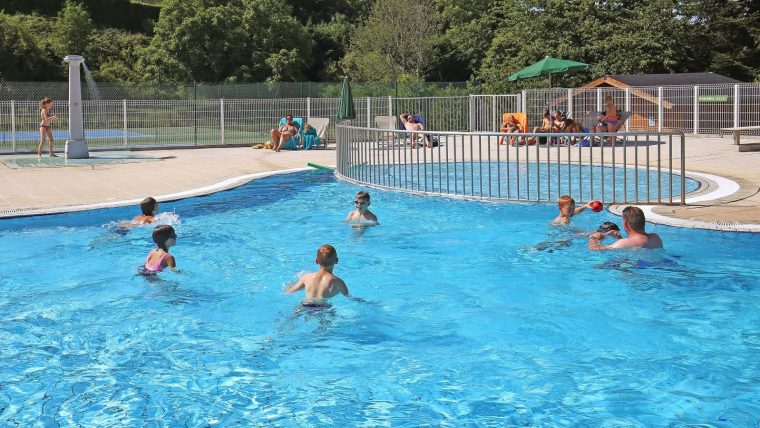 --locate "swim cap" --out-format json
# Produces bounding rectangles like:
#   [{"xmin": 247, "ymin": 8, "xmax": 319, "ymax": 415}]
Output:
[{"xmin": 597, "ymin": 221, "xmax": 620, "ymax": 233}]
